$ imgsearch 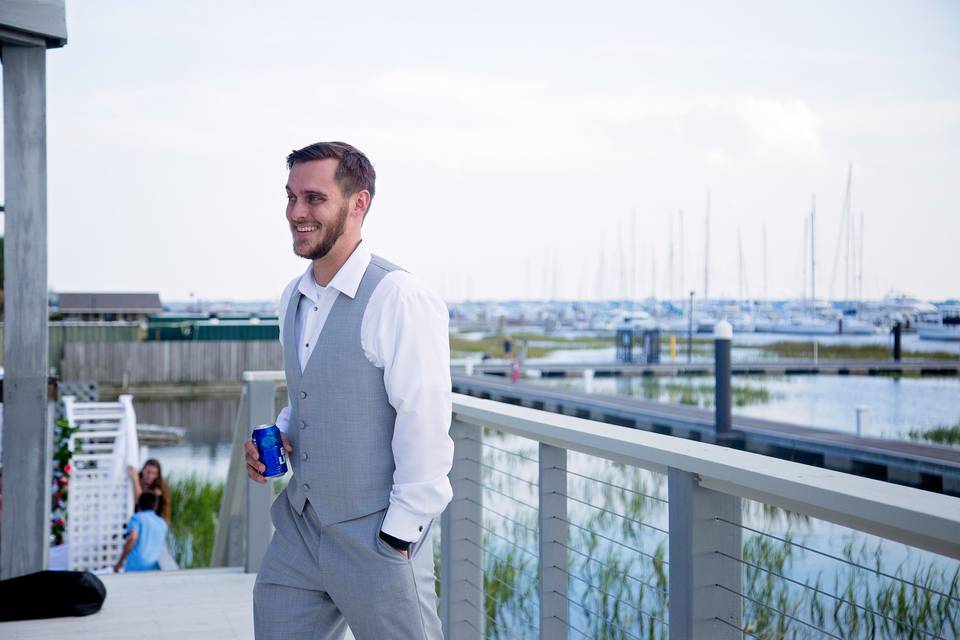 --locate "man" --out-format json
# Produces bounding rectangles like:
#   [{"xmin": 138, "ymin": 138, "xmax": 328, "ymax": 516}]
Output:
[
  {"xmin": 114, "ymin": 492, "xmax": 168, "ymax": 572},
  {"xmin": 247, "ymin": 141, "xmax": 454, "ymax": 640}
]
